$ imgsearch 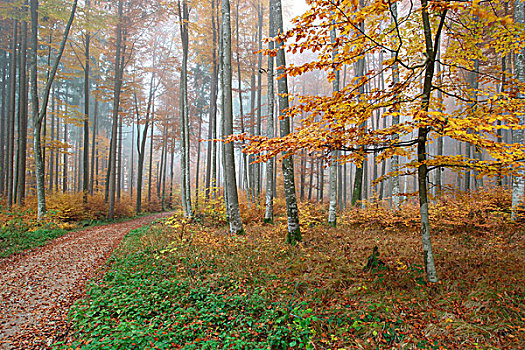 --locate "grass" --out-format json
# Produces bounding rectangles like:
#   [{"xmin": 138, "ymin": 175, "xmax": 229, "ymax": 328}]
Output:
[
  {"xmin": 0, "ymin": 207, "xmax": 166, "ymax": 259},
  {"xmin": 0, "ymin": 225, "xmax": 69, "ymax": 258},
  {"xmin": 58, "ymin": 198, "xmax": 524, "ymax": 350}
]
